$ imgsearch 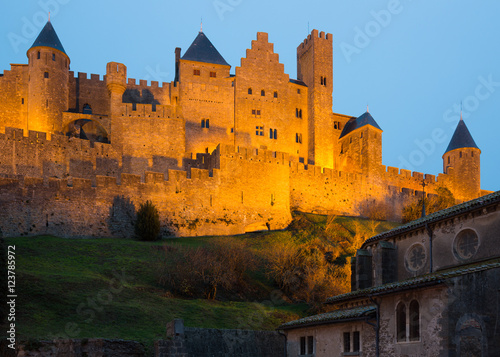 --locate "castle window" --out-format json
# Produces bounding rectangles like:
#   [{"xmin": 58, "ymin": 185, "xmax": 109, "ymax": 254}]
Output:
[
  {"xmin": 296, "ymin": 108, "xmax": 299, "ymax": 118},
  {"xmin": 256, "ymin": 110, "xmax": 261, "ymax": 116},
  {"xmin": 82, "ymin": 104, "xmax": 92, "ymax": 114},
  {"xmin": 248, "ymin": 88, "xmax": 252, "ymax": 95},
  {"xmin": 296, "ymin": 133, "xmax": 302, "ymax": 144},
  {"xmin": 201, "ymin": 119, "xmax": 206, "ymax": 128},
  {"xmin": 261, "ymin": 90, "xmax": 265, "ymax": 96},
  {"xmin": 297, "ymin": 88, "xmax": 301, "ymax": 94},
  {"xmin": 320, "ymin": 76, "xmax": 324, "ymax": 85},
  {"xmin": 206, "ymin": 119, "xmax": 210, "ymax": 128},
  {"xmin": 353, "ymin": 331, "xmax": 360, "ymax": 352},
  {"xmin": 471, "ymin": 151, "xmax": 474, "ymax": 157},
  {"xmin": 409, "ymin": 300, "xmax": 420, "ymax": 341},
  {"xmin": 252, "ymin": 109, "xmax": 256, "ymax": 115},
  {"xmin": 274, "ymin": 129, "xmax": 277, "ymax": 140},
  {"xmin": 448, "ymin": 156, "xmax": 450, "ymax": 164},
  {"xmin": 397, "ymin": 302, "xmax": 407, "ymax": 342},
  {"xmin": 210, "ymin": 71, "xmax": 216, "ymax": 78},
  {"xmin": 132, "ymin": 103, "xmax": 137, "ymax": 111},
  {"xmin": 361, "ymin": 132, "xmax": 363, "ymax": 138},
  {"xmin": 270, "ymin": 129, "xmax": 273, "ymax": 139},
  {"xmin": 323, "ymin": 77, "xmax": 327, "ymax": 86},
  {"xmin": 44, "ymin": 72, "xmax": 49, "ymax": 78},
  {"xmin": 350, "ymin": 137, "xmax": 352, "ymax": 144},
  {"xmin": 37, "ymin": 51, "xmax": 40, "ymax": 59},
  {"xmin": 274, "ymin": 91, "xmax": 278, "ymax": 98},
  {"xmin": 460, "ymin": 151, "xmax": 462, "ymax": 158},
  {"xmin": 52, "ymin": 53, "xmax": 55, "ymax": 61},
  {"xmin": 334, "ymin": 121, "xmax": 338, "ymax": 130},
  {"xmin": 256, "ymin": 126, "xmax": 264, "ymax": 136},
  {"xmin": 21, "ymin": 98, "xmax": 24, "ymax": 105},
  {"xmin": 193, "ymin": 69, "xmax": 200, "ymax": 76},
  {"xmin": 299, "ymin": 109, "xmax": 302, "ymax": 118}
]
